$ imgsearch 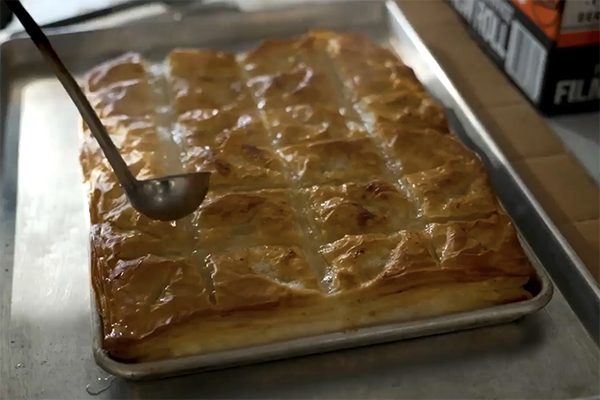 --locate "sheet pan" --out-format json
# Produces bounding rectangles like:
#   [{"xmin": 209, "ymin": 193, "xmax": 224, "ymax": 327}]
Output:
[
  {"xmin": 1, "ymin": 1, "xmax": 598, "ymax": 398},
  {"xmin": 71, "ymin": 0, "xmax": 557, "ymax": 380},
  {"xmin": 91, "ymin": 243, "xmax": 553, "ymax": 380}
]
